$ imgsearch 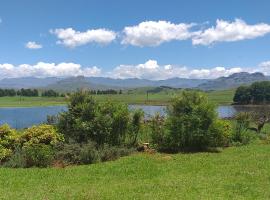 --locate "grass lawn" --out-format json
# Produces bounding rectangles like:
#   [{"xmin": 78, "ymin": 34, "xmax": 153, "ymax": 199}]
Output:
[{"xmin": 1, "ymin": 144, "xmax": 270, "ymax": 199}]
